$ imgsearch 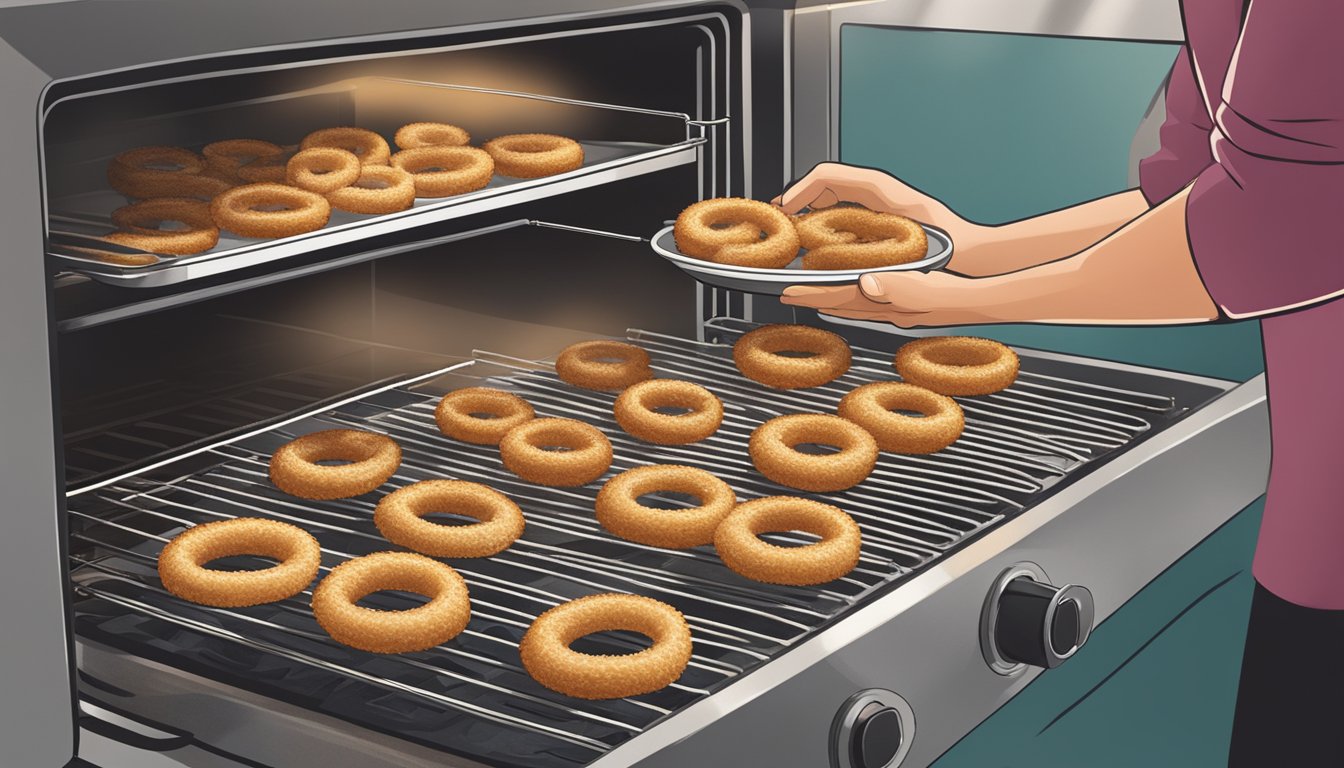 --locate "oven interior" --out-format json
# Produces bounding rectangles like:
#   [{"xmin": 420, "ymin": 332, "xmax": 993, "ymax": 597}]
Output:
[{"xmin": 45, "ymin": 14, "xmax": 1231, "ymax": 768}]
